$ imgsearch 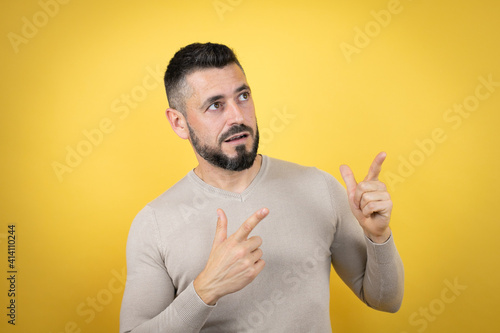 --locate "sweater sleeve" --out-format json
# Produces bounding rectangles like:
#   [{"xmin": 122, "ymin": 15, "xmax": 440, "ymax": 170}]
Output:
[
  {"xmin": 120, "ymin": 206, "xmax": 216, "ymax": 333},
  {"xmin": 321, "ymin": 171, "xmax": 404, "ymax": 313}
]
